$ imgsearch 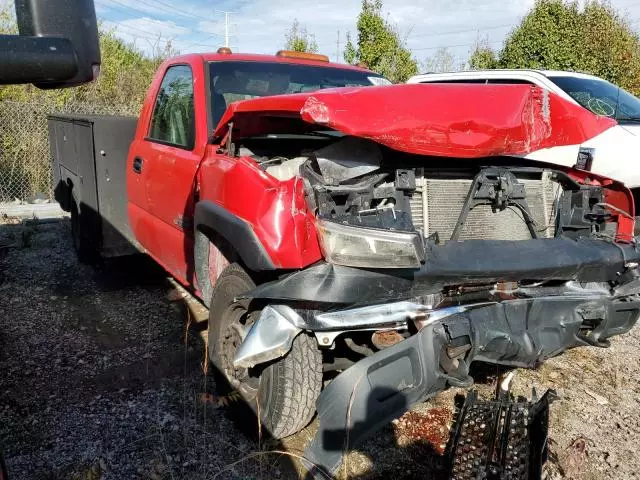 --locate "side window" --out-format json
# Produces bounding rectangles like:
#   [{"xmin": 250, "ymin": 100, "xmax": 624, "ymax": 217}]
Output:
[
  {"xmin": 487, "ymin": 79, "xmax": 534, "ymax": 85},
  {"xmin": 149, "ymin": 65, "xmax": 195, "ymax": 149},
  {"xmin": 420, "ymin": 79, "xmax": 489, "ymax": 84},
  {"xmin": 419, "ymin": 79, "xmax": 535, "ymax": 85}
]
